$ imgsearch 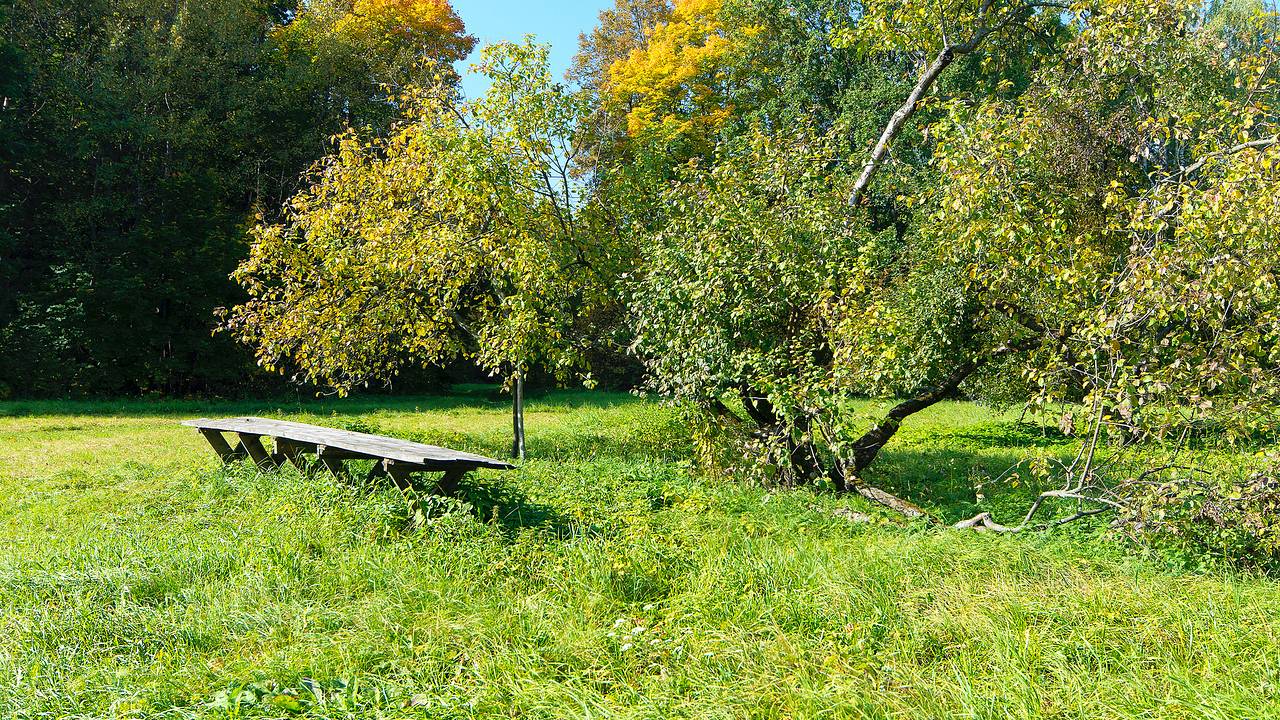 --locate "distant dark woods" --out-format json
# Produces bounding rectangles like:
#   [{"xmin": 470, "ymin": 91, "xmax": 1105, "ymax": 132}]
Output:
[{"xmin": 0, "ymin": 0, "xmax": 446, "ymax": 397}]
